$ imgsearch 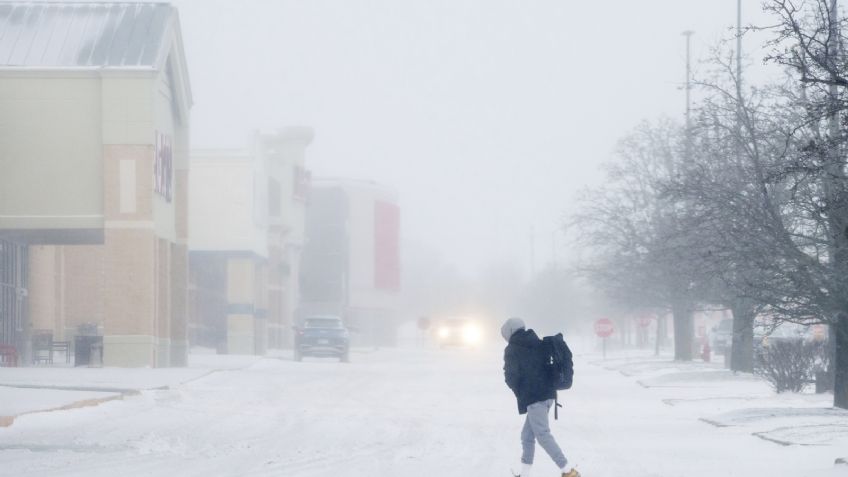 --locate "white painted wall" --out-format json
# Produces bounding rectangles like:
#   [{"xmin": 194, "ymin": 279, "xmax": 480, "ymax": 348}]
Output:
[
  {"xmin": 189, "ymin": 151, "xmax": 268, "ymax": 257},
  {"xmin": 340, "ymin": 181, "xmax": 399, "ymax": 311}
]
